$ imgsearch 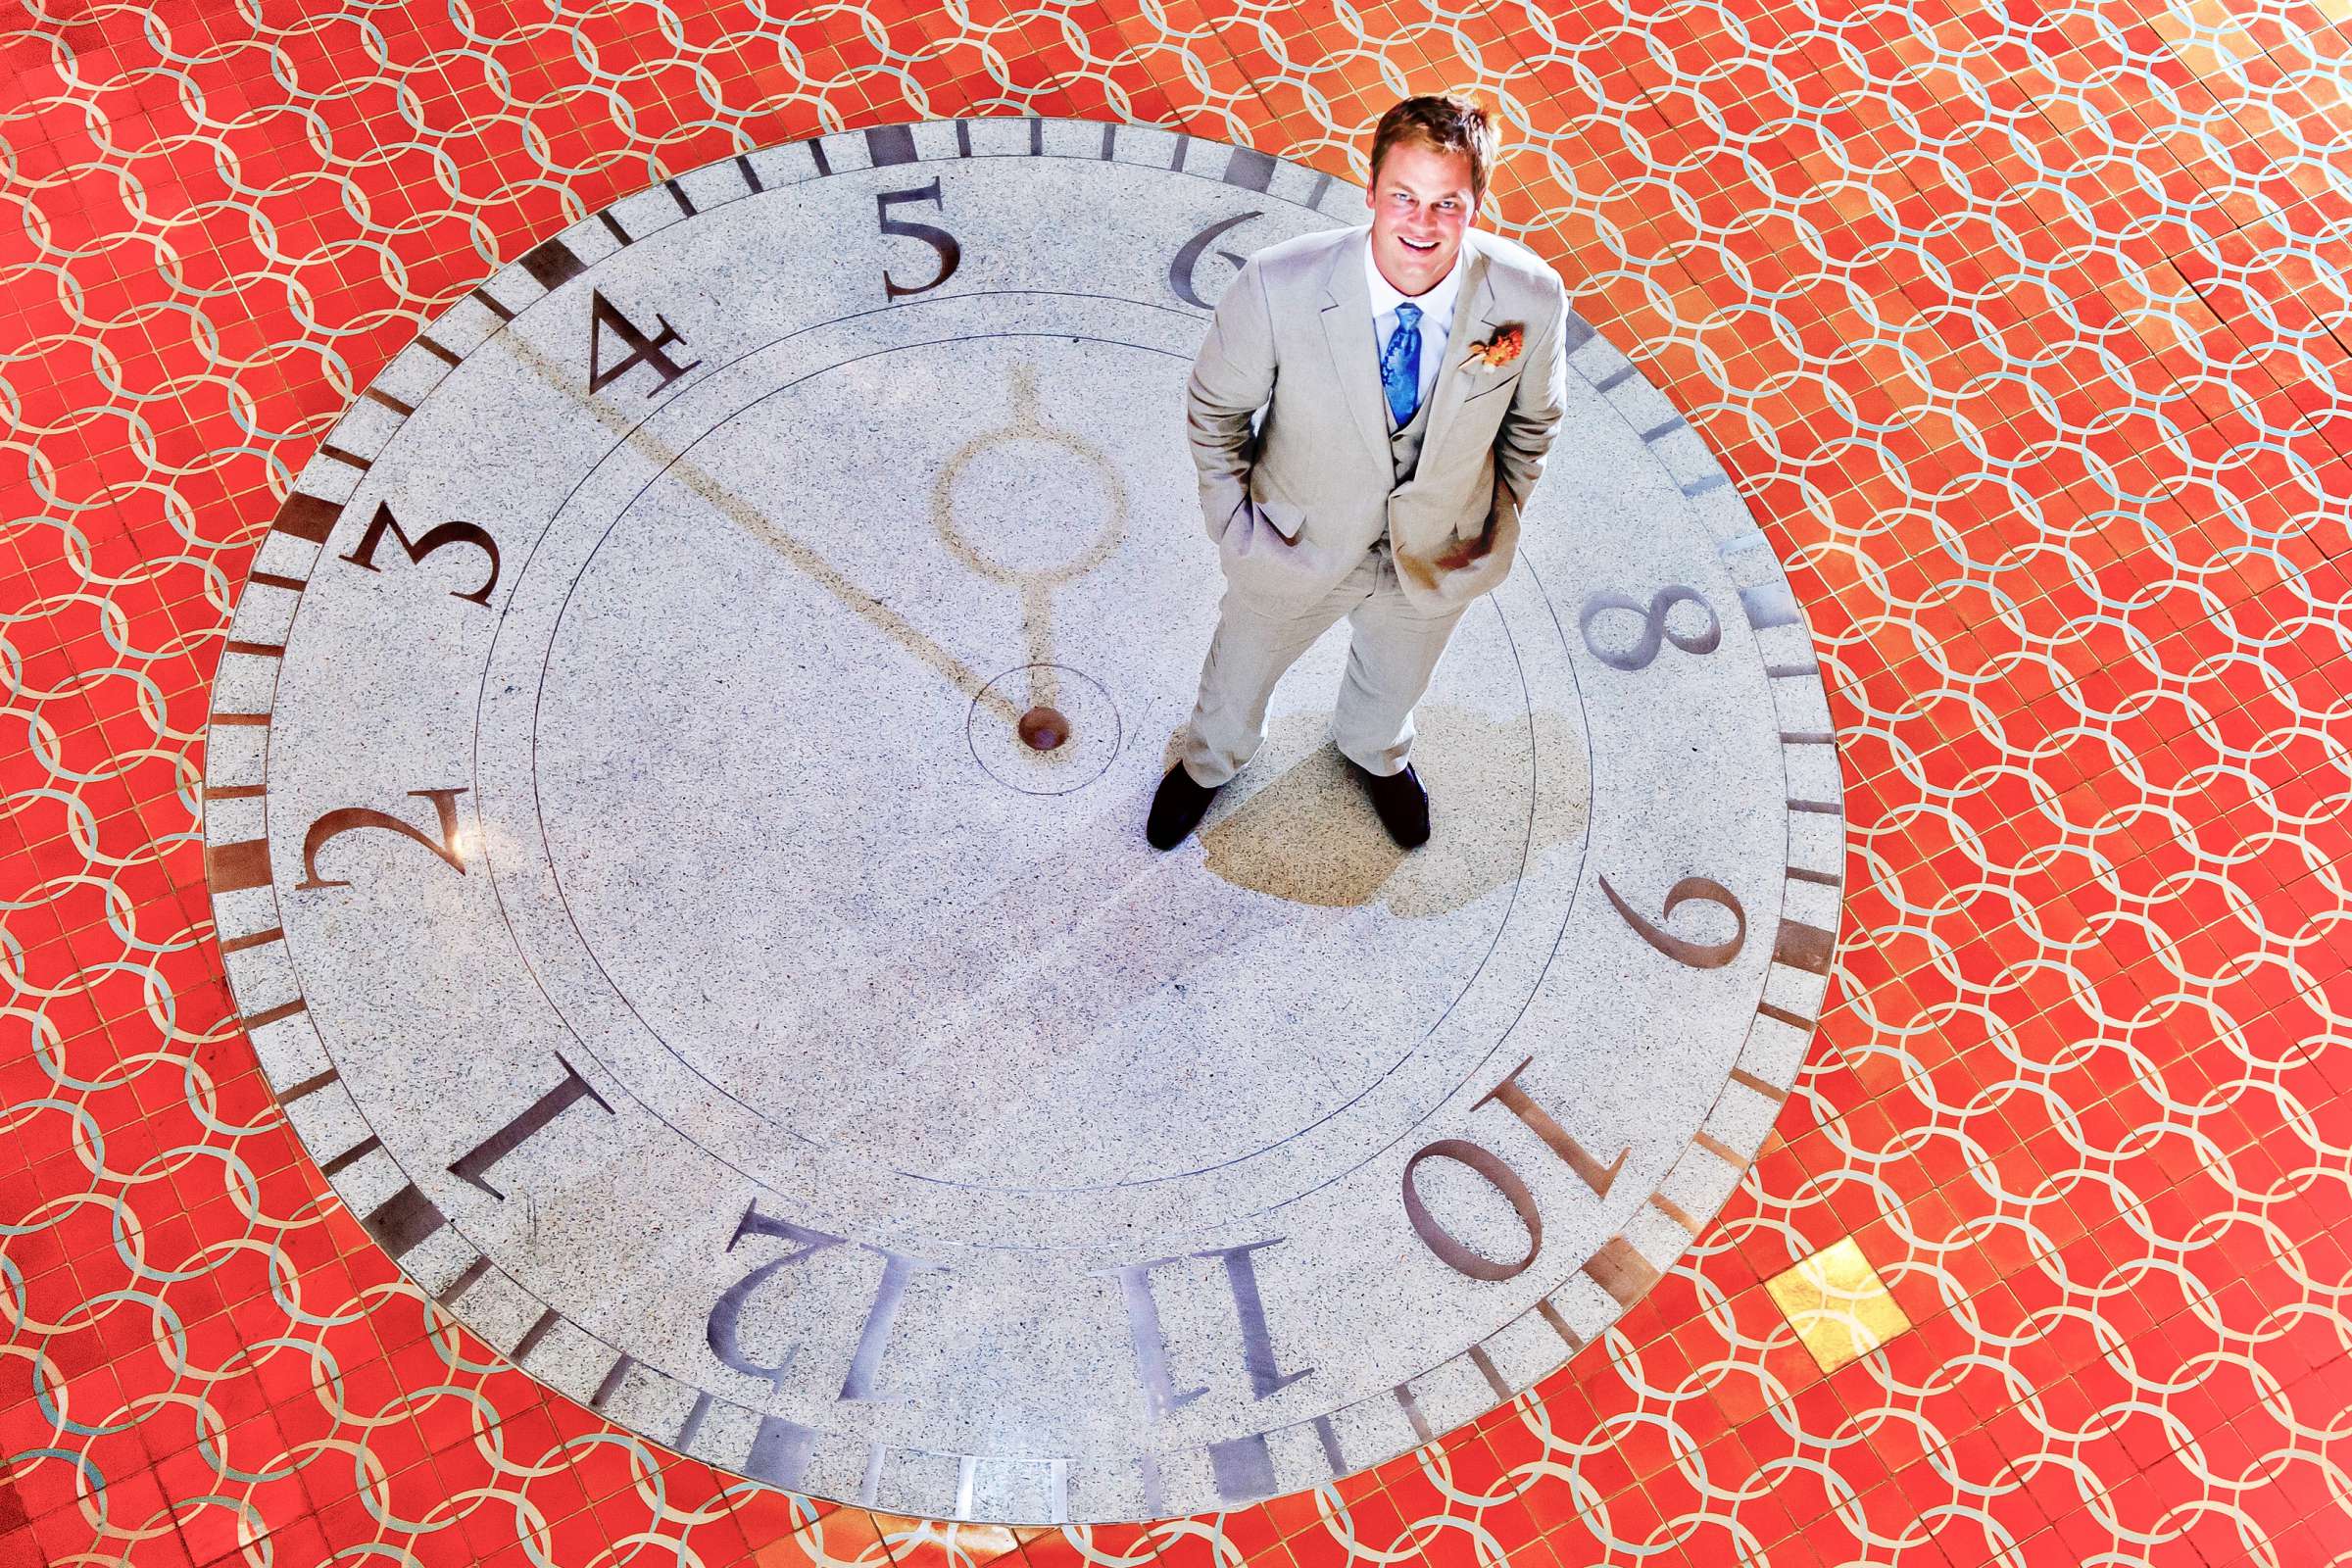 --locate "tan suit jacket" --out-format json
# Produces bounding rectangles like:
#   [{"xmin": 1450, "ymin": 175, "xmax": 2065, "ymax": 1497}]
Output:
[{"xmin": 1184, "ymin": 222, "xmax": 1569, "ymax": 612}]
